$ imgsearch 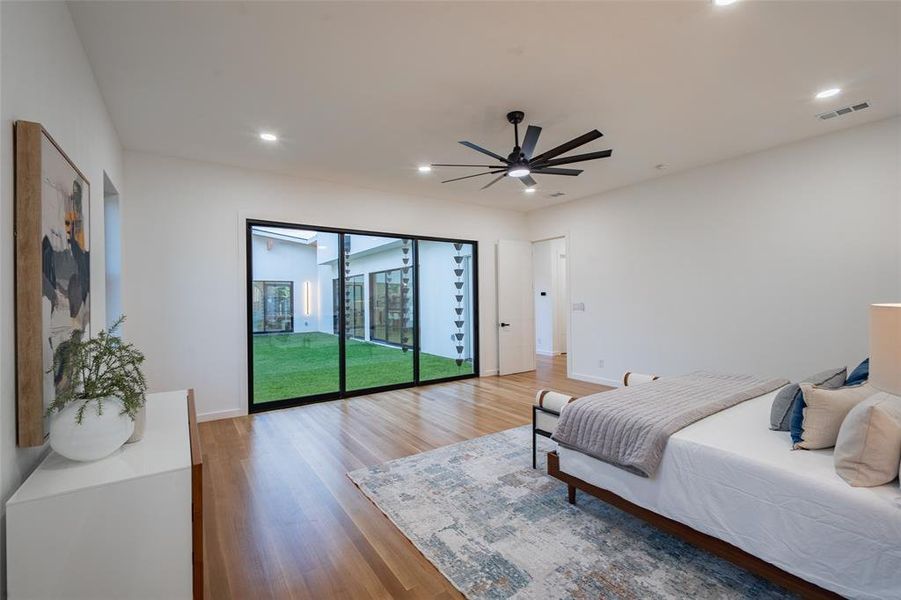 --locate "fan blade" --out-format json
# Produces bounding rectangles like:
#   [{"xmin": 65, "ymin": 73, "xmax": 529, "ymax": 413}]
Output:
[
  {"xmin": 519, "ymin": 174, "xmax": 537, "ymax": 187},
  {"xmin": 520, "ymin": 125, "xmax": 542, "ymax": 159},
  {"xmin": 532, "ymin": 149, "xmax": 612, "ymax": 168},
  {"xmin": 459, "ymin": 141, "xmax": 509, "ymax": 163},
  {"xmin": 531, "ymin": 167, "xmax": 583, "ymax": 176},
  {"xmin": 431, "ymin": 163, "xmax": 508, "ymax": 168},
  {"xmin": 481, "ymin": 174, "xmax": 506, "ymax": 190},
  {"xmin": 441, "ymin": 170, "xmax": 505, "ymax": 184},
  {"xmin": 530, "ymin": 130, "xmax": 603, "ymax": 164}
]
